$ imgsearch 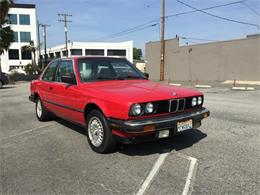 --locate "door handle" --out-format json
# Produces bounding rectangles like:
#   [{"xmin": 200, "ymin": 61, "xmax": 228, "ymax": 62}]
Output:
[{"xmin": 48, "ymin": 86, "xmax": 53, "ymax": 90}]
